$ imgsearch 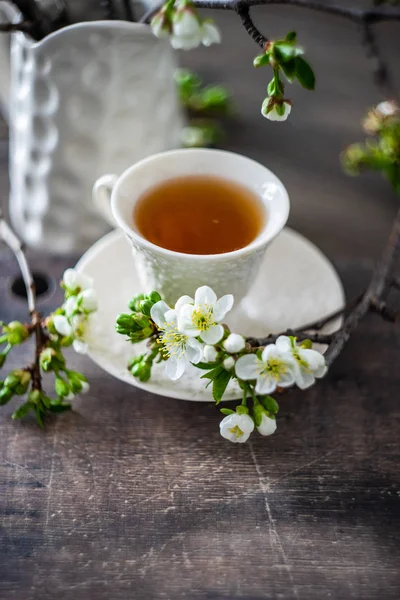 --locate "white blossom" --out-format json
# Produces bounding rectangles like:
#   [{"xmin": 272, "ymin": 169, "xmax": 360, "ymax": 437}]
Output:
[
  {"xmin": 257, "ymin": 413, "xmax": 277, "ymax": 436},
  {"xmin": 171, "ymin": 6, "xmax": 203, "ymax": 50},
  {"xmin": 203, "ymin": 345, "xmax": 218, "ymax": 363},
  {"xmin": 223, "ymin": 333, "xmax": 245, "ymax": 354},
  {"xmin": 64, "ymin": 296, "xmax": 78, "ymax": 317},
  {"xmin": 376, "ymin": 100, "xmax": 398, "ymax": 117},
  {"xmin": 261, "ymin": 98, "xmax": 292, "ymax": 122},
  {"xmin": 223, "ymin": 356, "xmax": 235, "ymax": 371},
  {"xmin": 150, "ymin": 11, "xmax": 171, "ymax": 39},
  {"xmin": 53, "ymin": 314, "xmax": 90, "ymax": 355},
  {"xmin": 80, "ymin": 381, "xmax": 90, "ymax": 393},
  {"xmin": 275, "ymin": 335, "xmax": 327, "ymax": 390},
  {"xmin": 63, "ymin": 268, "xmax": 93, "ymax": 292},
  {"xmin": 77, "ymin": 288, "xmax": 98, "ymax": 313},
  {"xmin": 201, "ymin": 20, "xmax": 221, "ymax": 46},
  {"xmin": 151, "ymin": 300, "xmax": 203, "ymax": 380},
  {"xmin": 177, "ymin": 285, "xmax": 233, "ymax": 344},
  {"xmin": 235, "ymin": 344, "xmax": 297, "ymax": 394},
  {"xmin": 64, "ymin": 391, "xmax": 75, "ymax": 401},
  {"xmin": 220, "ymin": 413, "xmax": 254, "ymax": 443}
]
